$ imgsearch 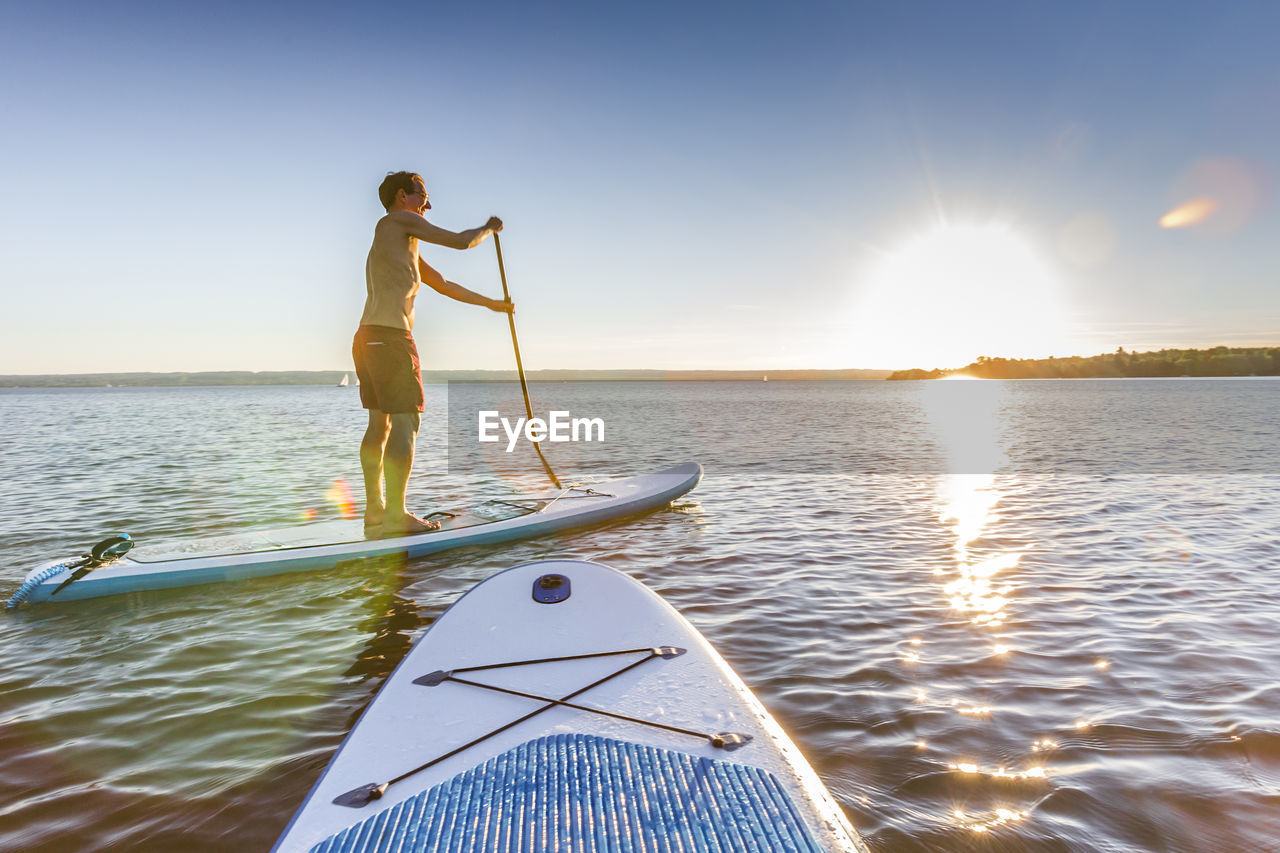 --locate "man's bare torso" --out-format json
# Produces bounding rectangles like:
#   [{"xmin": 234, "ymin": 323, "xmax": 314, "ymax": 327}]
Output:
[{"xmin": 361, "ymin": 211, "xmax": 426, "ymax": 330}]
